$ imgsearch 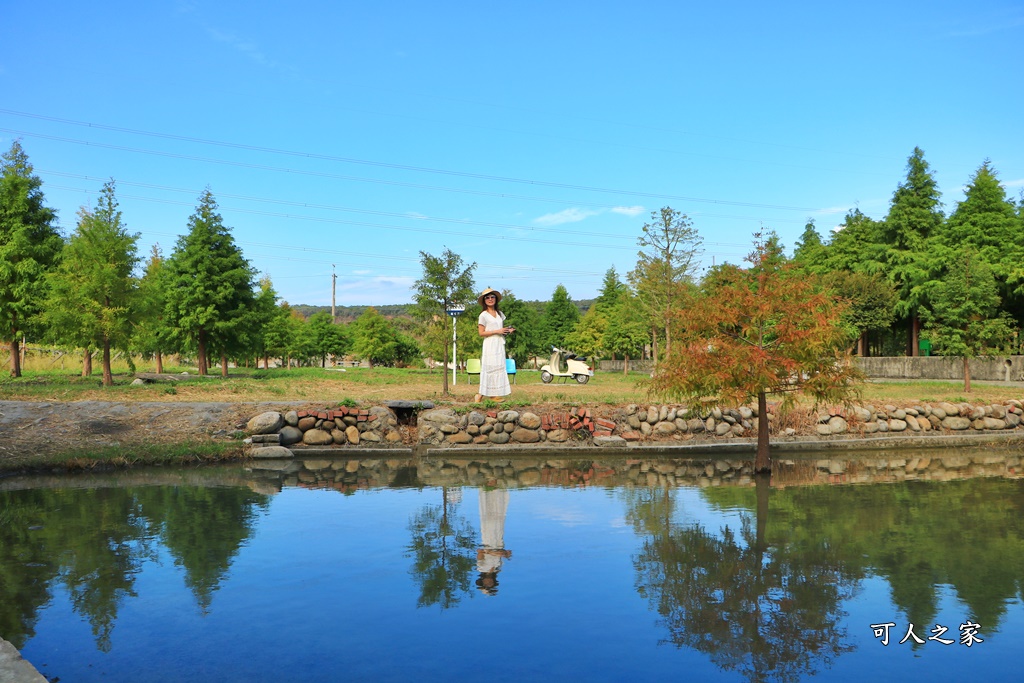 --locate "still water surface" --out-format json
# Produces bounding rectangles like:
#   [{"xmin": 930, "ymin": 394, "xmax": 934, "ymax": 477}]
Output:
[{"xmin": 1, "ymin": 449, "xmax": 1022, "ymax": 682}]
